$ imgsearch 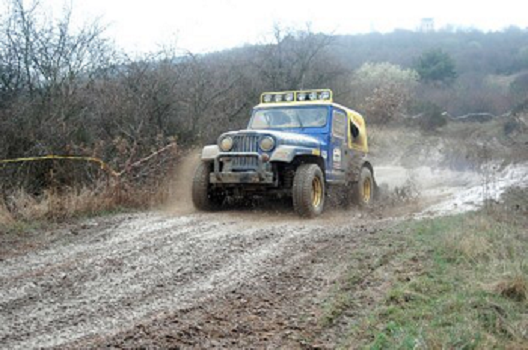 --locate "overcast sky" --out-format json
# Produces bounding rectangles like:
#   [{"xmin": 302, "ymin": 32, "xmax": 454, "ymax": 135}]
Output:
[{"xmin": 16, "ymin": 0, "xmax": 528, "ymax": 54}]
